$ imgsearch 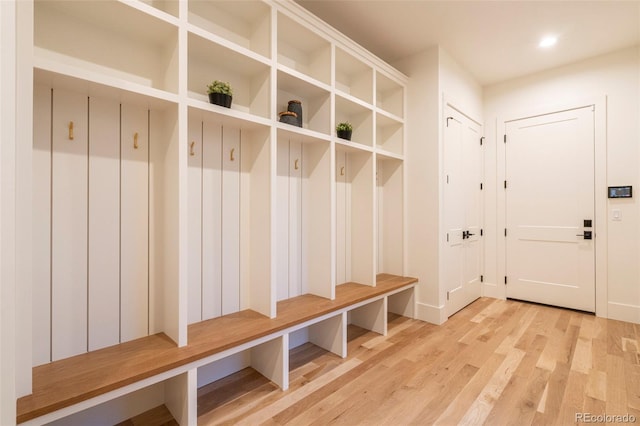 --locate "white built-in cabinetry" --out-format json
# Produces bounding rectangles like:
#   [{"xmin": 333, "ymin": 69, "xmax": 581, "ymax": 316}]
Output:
[{"xmin": 24, "ymin": 0, "xmax": 407, "ymax": 423}]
